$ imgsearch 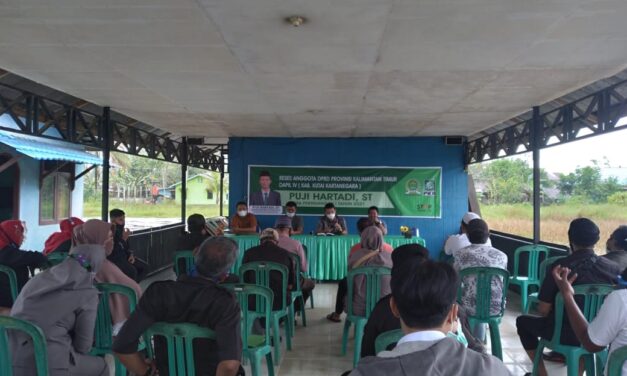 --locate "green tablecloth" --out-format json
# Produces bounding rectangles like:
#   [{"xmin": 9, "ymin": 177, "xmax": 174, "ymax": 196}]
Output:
[{"xmin": 226, "ymin": 234, "xmax": 425, "ymax": 281}]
